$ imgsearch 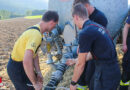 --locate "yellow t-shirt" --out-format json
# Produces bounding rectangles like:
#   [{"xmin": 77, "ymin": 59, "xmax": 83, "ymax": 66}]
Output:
[{"xmin": 11, "ymin": 24, "xmax": 42, "ymax": 62}]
